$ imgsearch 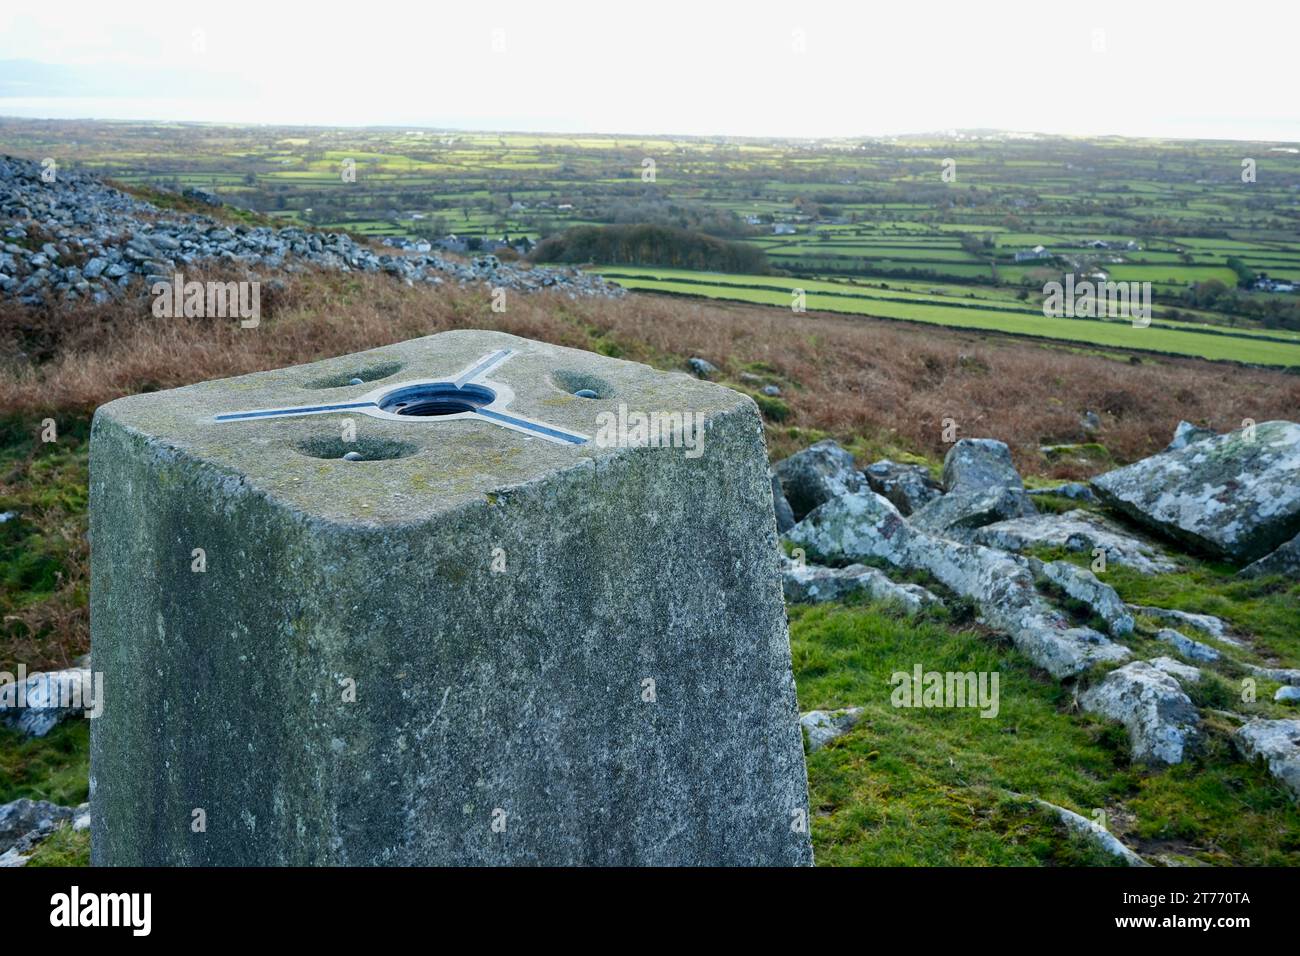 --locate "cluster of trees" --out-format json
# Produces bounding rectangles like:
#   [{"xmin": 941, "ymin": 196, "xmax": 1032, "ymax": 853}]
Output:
[
  {"xmin": 531, "ymin": 225, "xmax": 769, "ymax": 274},
  {"xmin": 1179, "ymin": 279, "xmax": 1300, "ymax": 331}
]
